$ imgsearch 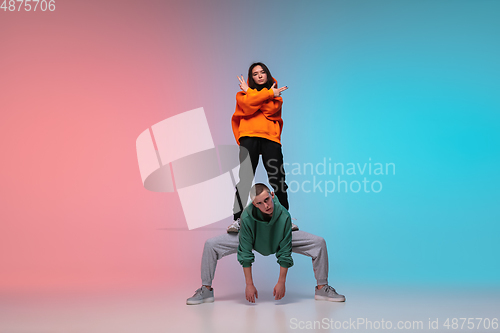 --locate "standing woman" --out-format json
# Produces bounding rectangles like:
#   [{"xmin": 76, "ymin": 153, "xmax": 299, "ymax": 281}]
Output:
[{"xmin": 227, "ymin": 62, "xmax": 298, "ymax": 233}]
